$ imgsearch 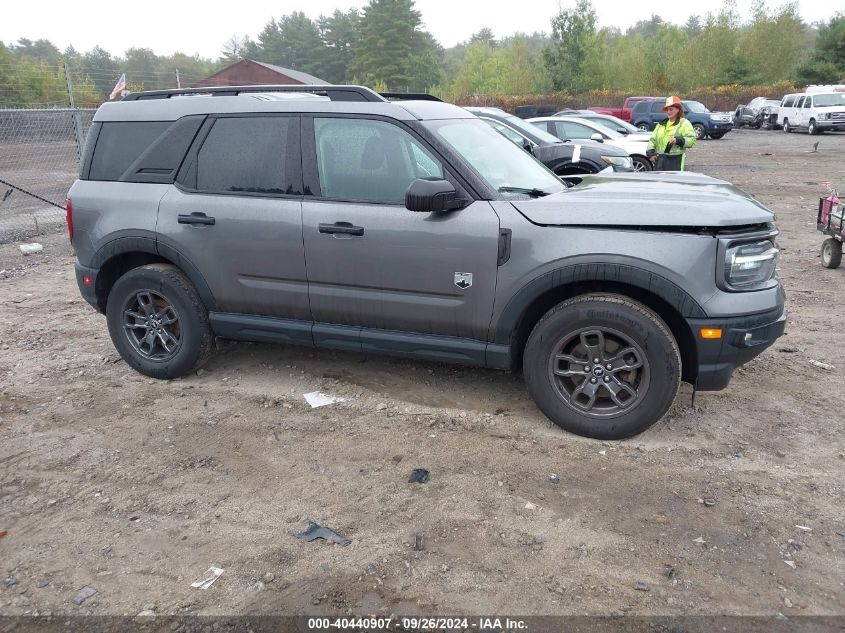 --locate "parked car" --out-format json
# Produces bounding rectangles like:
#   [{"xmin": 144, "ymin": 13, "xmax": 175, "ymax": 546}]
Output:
[
  {"xmin": 631, "ymin": 99, "xmax": 733, "ymax": 139},
  {"xmin": 528, "ymin": 115, "xmax": 652, "ymax": 172},
  {"xmin": 734, "ymin": 97, "xmax": 782, "ymax": 129},
  {"xmin": 67, "ymin": 84, "xmax": 785, "ymax": 440},
  {"xmin": 465, "ymin": 107, "xmax": 633, "ymax": 175},
  {"xmin": 588, "ymin": 96, "xmax": 658, "ymax": 122},
  {"xmin": 778, "ymin": 91, "xmax": 845, "ymax": 134}
]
